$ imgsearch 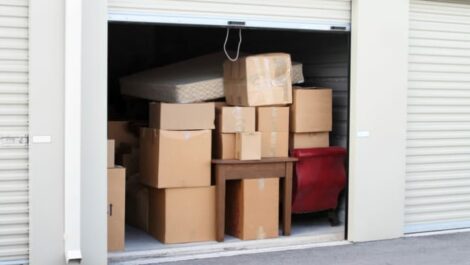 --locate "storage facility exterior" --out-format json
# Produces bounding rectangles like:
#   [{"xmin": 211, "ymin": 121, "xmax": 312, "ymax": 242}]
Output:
[{"xmin": 0, "ymin": 0, "xmax": 468, "ymax": 264}]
